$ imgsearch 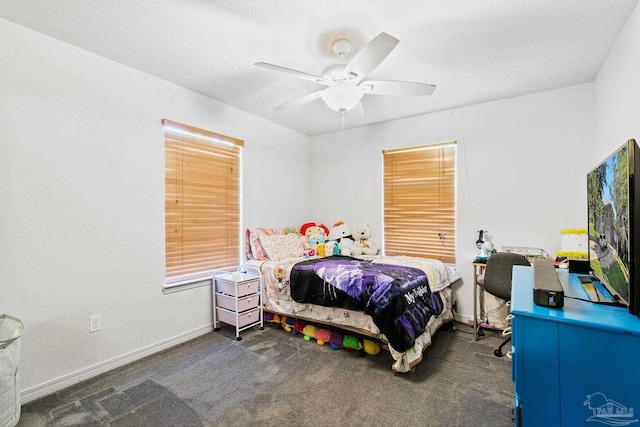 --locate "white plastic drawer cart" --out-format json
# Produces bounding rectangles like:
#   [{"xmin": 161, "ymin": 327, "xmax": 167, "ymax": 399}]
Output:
[{"xmin": 213, "ymin": 272, "xmax": 263, "ymax": 340}]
